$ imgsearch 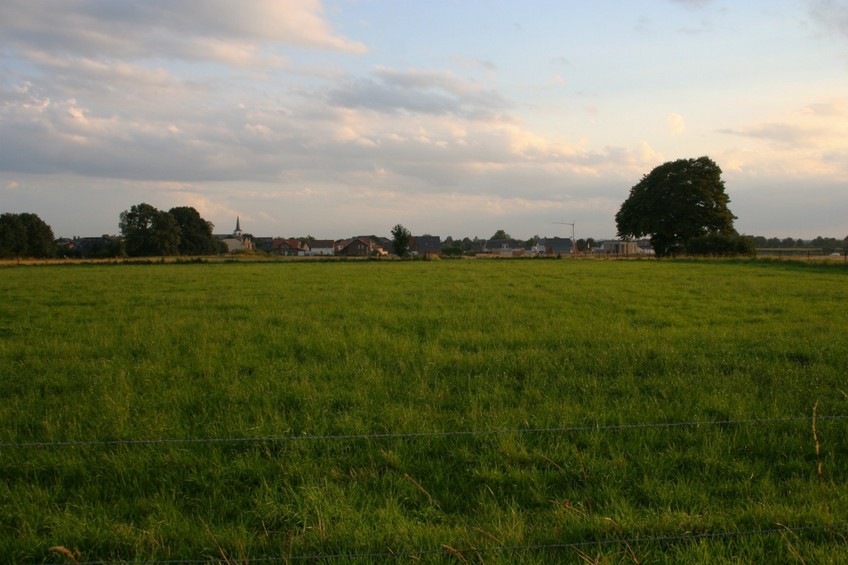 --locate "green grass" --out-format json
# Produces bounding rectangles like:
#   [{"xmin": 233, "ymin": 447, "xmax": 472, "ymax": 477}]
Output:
[{"xmin": 1, "ymin": 259, "xmax": 847, "ymax": 563}]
